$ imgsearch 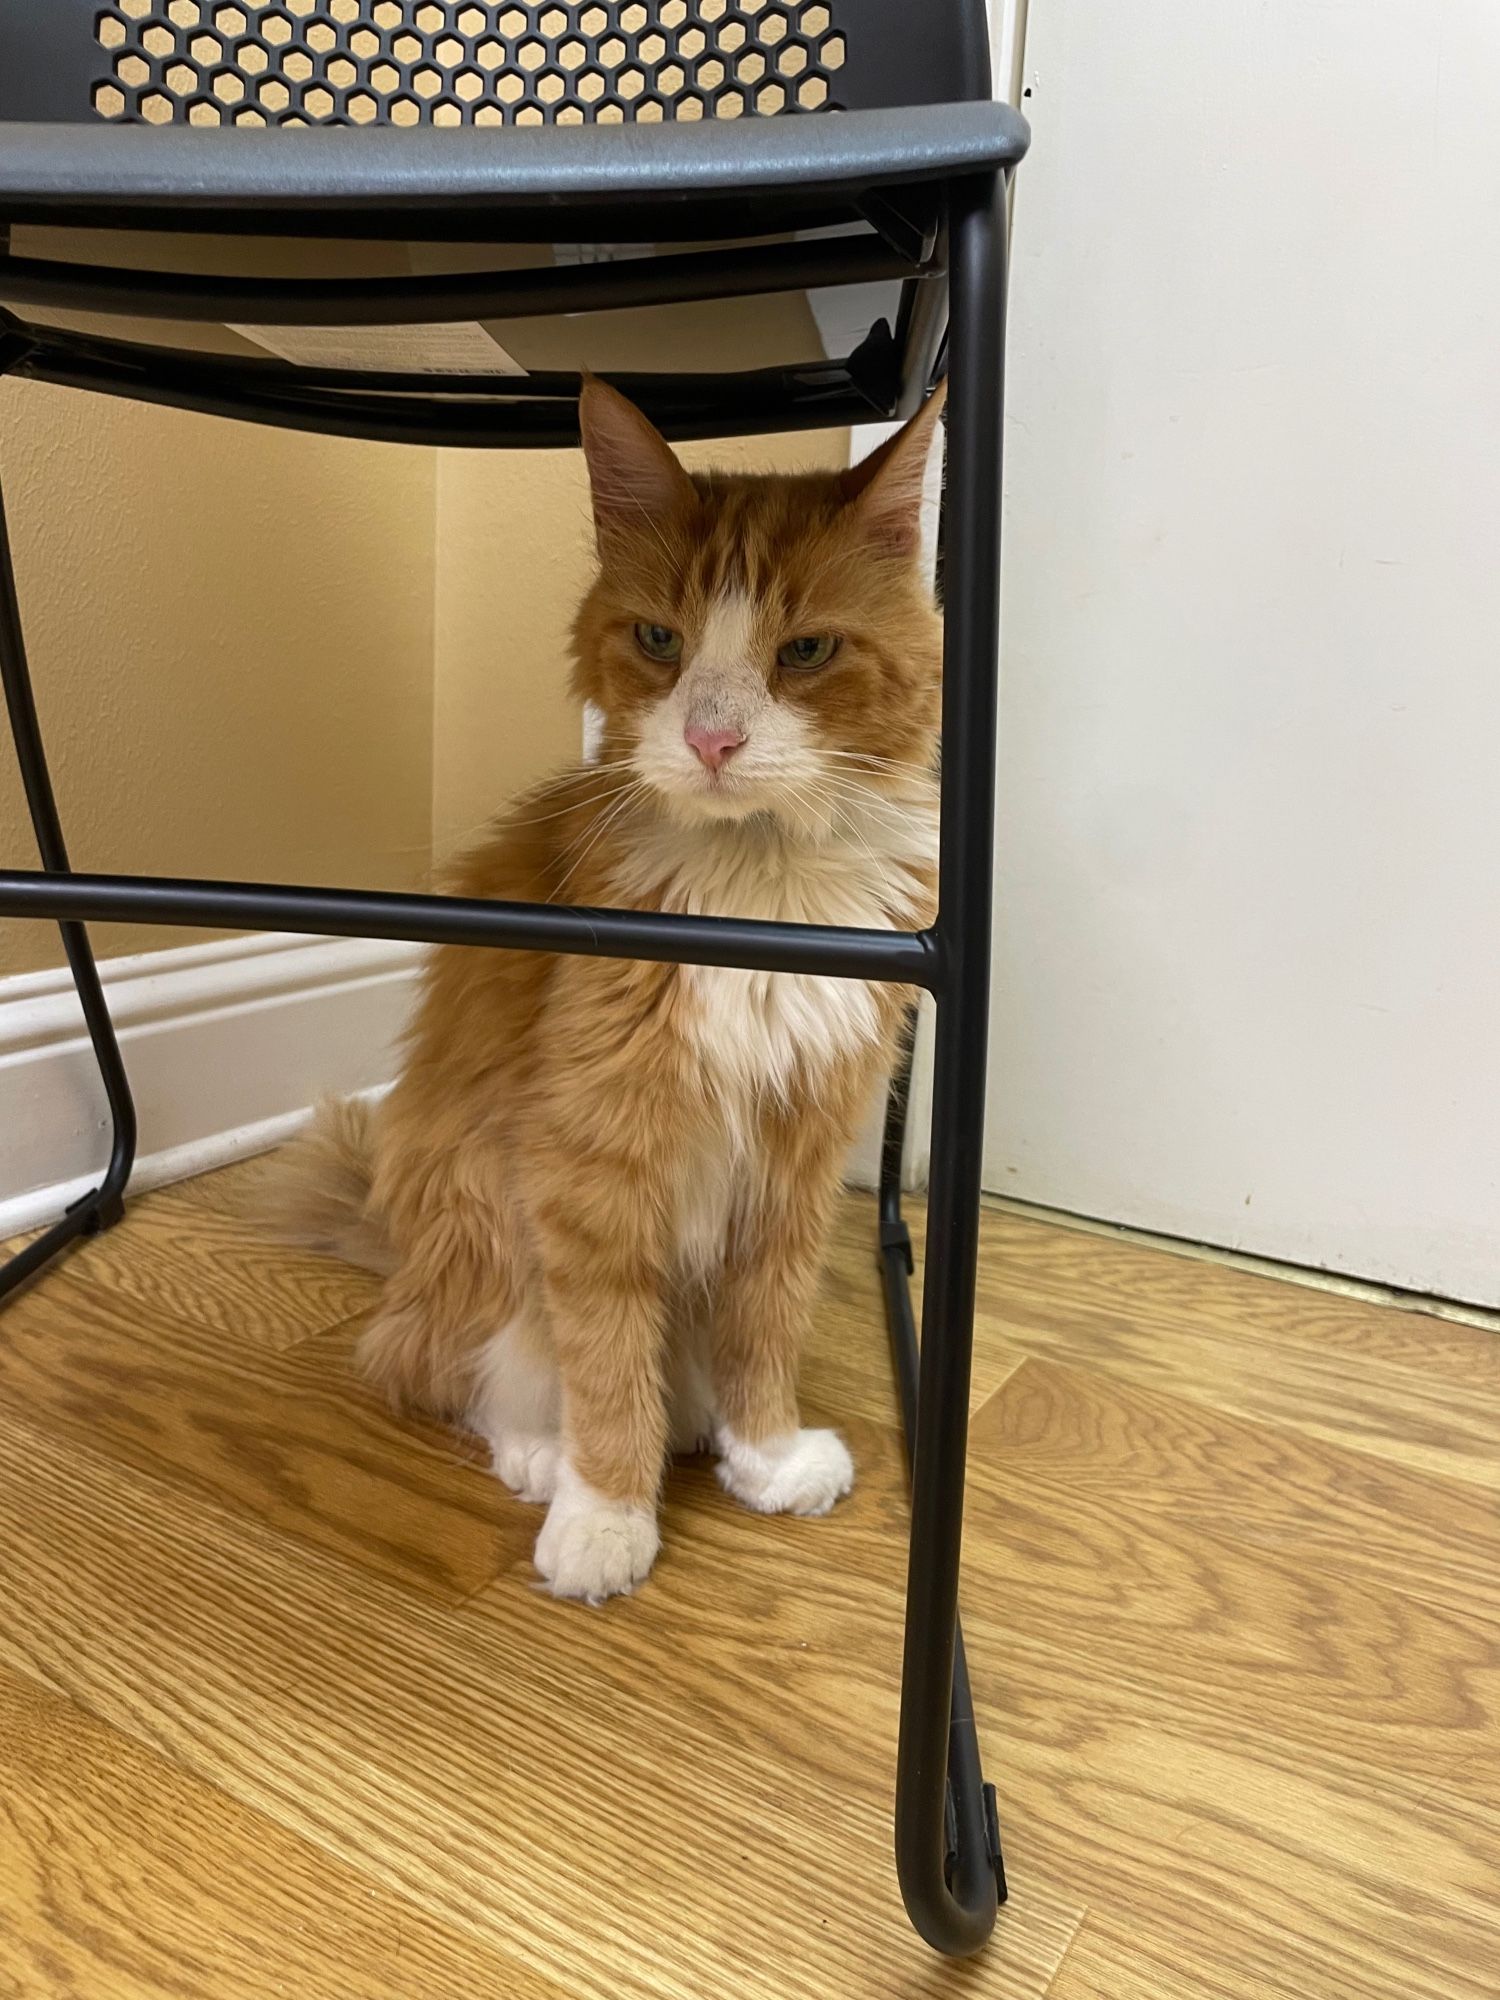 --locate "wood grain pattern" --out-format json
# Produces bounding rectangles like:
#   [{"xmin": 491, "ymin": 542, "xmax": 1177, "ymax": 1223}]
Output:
[
  {"xmin": 2, "ymin": 1157, "xmax": 1497, "ymax": 2000},
  {"xmin": 0, "ymin": 1663, "xmax": 553, "ymax": 2000},
  {"xmin": 964, "ymin": 1404, "xmax": 1500, "ymax": 1796},
  {"xmin": 1045, "ymin": 1916, "xmax": 1269, "ymax": 2000},
  {"xmin": 0, "ymin": 1405, "xmax": 1082, "ymax": 2000},
  {"xmin": 26, "ymin": 1174, "xmax": 381, "ymax": 1350},
  {"xmin": 939, "ymin": 1202, "xmax": 1500, "ymax": 1491},
  {"xmin": 972, "ymin": 1354, "xmax": 1500, "ymax": 1627},
  {"xmin": 960, "ymin": 1359, "xmax": 1500, "ymax": 2000},
  {"xmin": 963, "ymin": 1203, "xmax": 1500, "ymax": 1386},
  {"xmin": 990, "ymin": 1685, "xmax": 1500, "ymax": 2000},
  {"xmin": 0, "ymin": 1286, "xmax": 520, "ymax": 1601}
]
